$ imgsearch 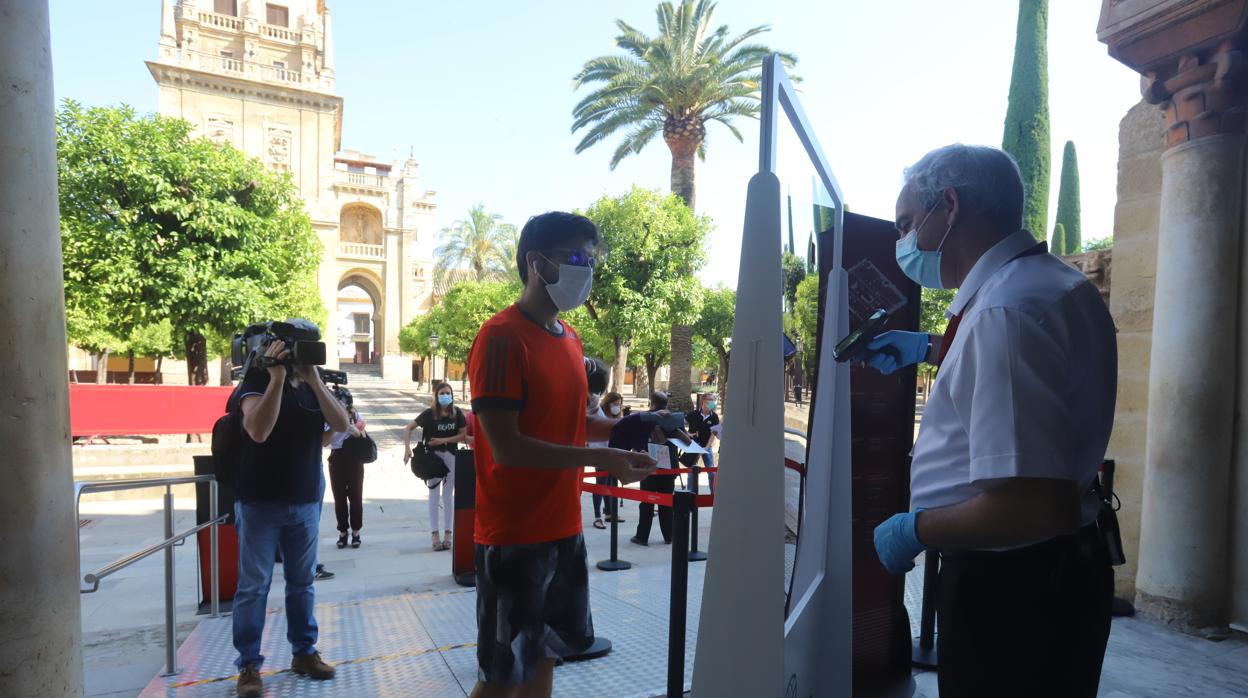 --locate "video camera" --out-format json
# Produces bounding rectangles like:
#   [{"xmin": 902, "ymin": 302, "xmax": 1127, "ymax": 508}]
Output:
[{"xmin": 230, "ymin": 319, "xmax": 347, "ymax": 385}]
